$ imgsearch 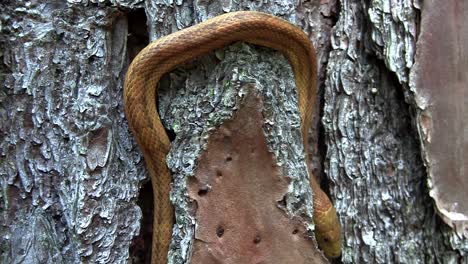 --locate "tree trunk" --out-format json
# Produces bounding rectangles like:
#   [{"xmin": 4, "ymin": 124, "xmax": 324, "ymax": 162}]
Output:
[
  {"xmin": 324, "ymin": 0, "xmax": 467, "ymax": 262},
  {"xmin": 0, "ymin": 1, "xmax": 466, "ymax": 264}
]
